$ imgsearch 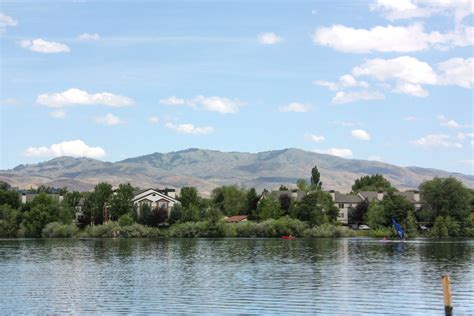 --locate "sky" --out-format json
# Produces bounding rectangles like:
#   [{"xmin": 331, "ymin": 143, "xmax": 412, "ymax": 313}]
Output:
[{"xmin": 0, "ymin": 0, "xmax": 473, "ymax": 174}]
